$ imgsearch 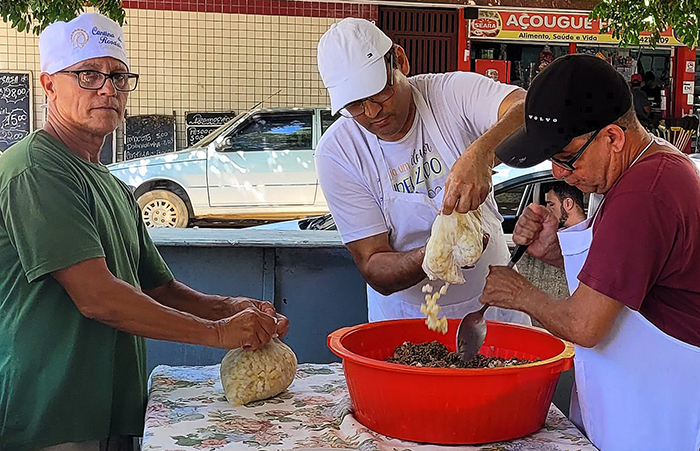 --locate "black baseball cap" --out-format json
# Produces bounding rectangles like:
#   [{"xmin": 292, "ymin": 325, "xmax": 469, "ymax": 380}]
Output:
[{"xmin": 495, "ymin": 54, "xmax": 632, "ymax": 168}]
